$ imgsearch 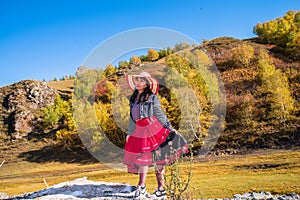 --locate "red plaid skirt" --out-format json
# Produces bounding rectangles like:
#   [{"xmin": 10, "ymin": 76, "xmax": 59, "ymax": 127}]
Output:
[{"xmin": 123, "ymin": 116, "xmax": 188, "ymax": 174}]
